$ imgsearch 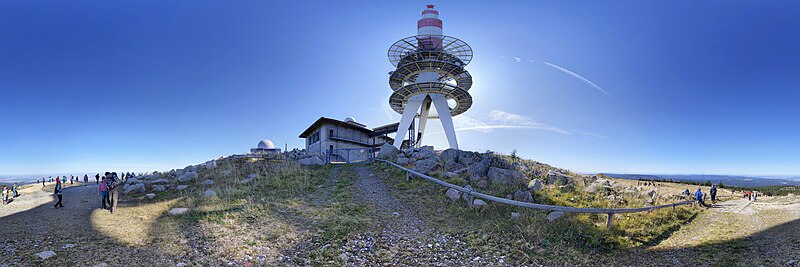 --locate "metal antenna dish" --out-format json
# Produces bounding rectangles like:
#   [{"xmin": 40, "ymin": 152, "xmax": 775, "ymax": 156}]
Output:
[{"xmin": 388, "ymin": 35, "xmax": 473, "ymax": 67}]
